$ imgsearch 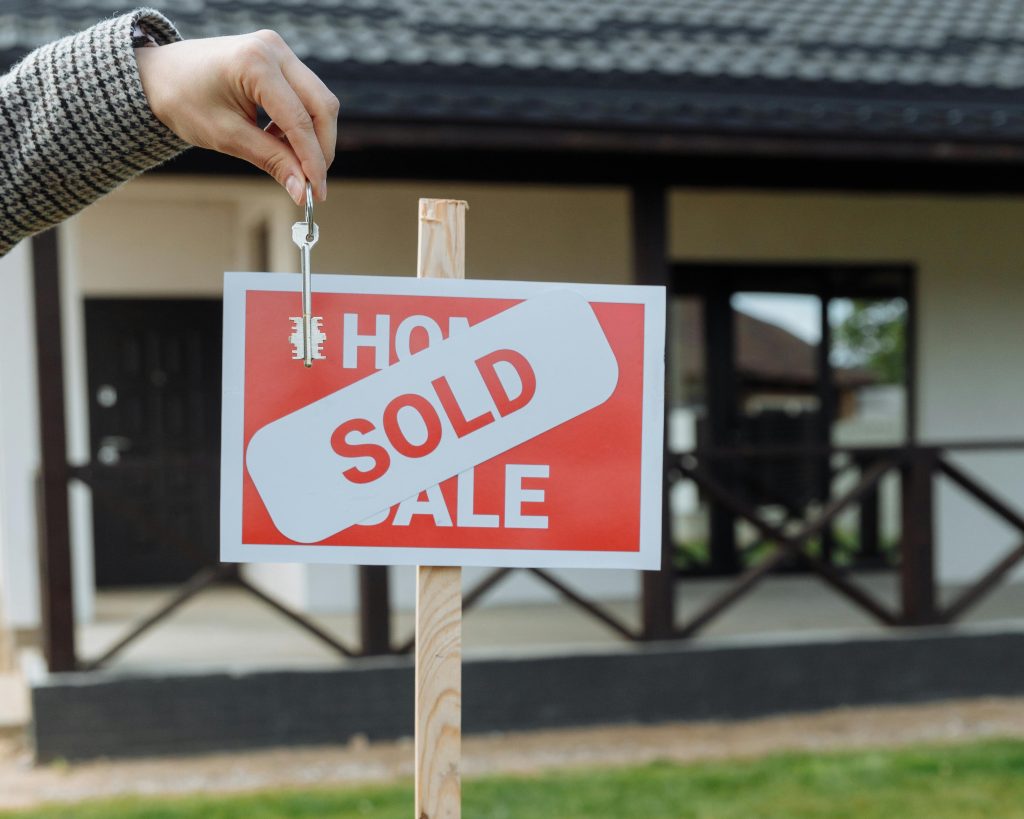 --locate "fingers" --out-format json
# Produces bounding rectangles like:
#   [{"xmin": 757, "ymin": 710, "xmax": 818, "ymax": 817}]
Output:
[
  {"xmin": 252, "ymin": 68, "xmax": 327, "ymax": 201},
  {"xmin": 279, "ymin": 54, "xmax": 340, "ymax": 184},
  {"xmin": 227, "ymin": 30, "xmax": 339, "ymax": 203},
  {"xmin": 239, "ymin": 31, "xmax": 337, "ymax": 202},
  {"xmin": 223, "ymin": 115, "xmax": 307, "ymax": 205}
]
